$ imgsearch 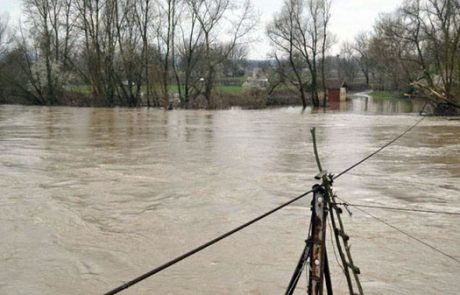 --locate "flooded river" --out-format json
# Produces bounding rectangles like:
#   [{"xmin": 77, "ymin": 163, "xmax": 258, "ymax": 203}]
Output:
[{"xmin": 1, "ymin": 98, "xmax": 459, "ymax": 294}]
